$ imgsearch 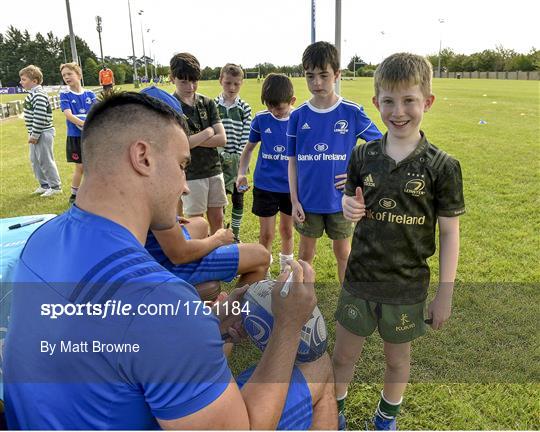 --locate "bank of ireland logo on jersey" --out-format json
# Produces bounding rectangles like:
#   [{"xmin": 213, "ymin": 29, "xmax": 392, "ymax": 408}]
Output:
[
  {"xmin": 273, "ymin": 145, "xmax": 285, "ymax": 153},
  {"xmin": 314, "ymin": 143, "xmax": 328, "ymax": 152},
  {"xmin": 333, "ymin": 120, "xmax": 349, "ymax": 134},
  {"xmin": 379, "ymin": 198, "xmax": 396, "ymax": 209}
]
